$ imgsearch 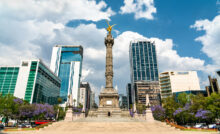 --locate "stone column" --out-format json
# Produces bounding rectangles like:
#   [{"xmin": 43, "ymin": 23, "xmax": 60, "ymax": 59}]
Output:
[{"xmin": 105, "ymin": 33, "xmax": 114, "ymax": 89}]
